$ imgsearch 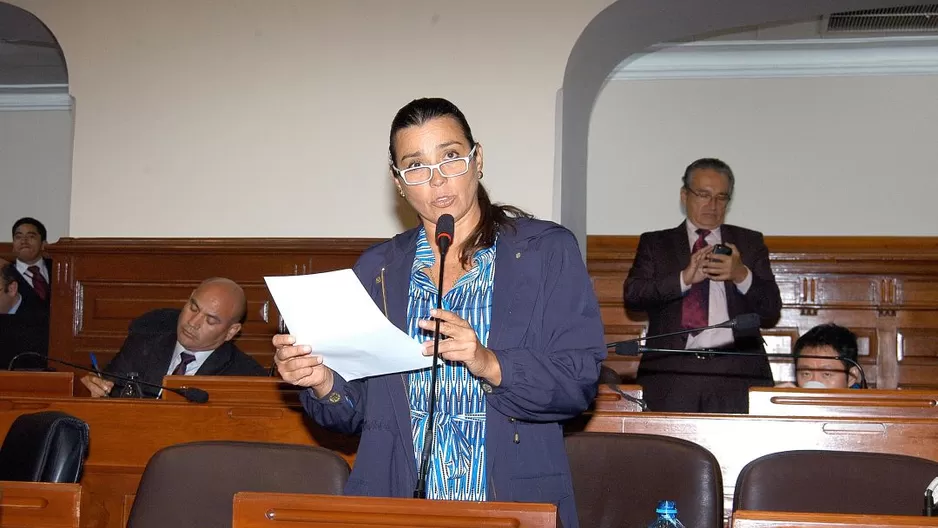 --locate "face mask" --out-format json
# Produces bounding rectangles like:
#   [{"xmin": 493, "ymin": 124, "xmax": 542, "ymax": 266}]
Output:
[{"xmin": 801, "ymin": 380, "xmax": 828, "ymax": 390}]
